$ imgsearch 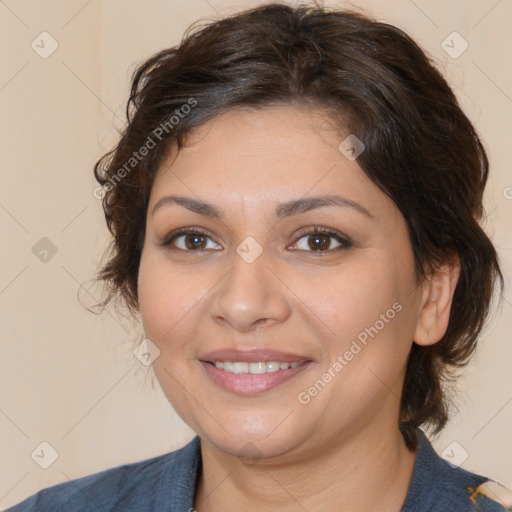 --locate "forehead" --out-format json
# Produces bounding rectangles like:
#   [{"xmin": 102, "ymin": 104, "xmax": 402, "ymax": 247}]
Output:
[{"xmin": 150, "ymin": 105, "xmax": 395, "ymax": 220}]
